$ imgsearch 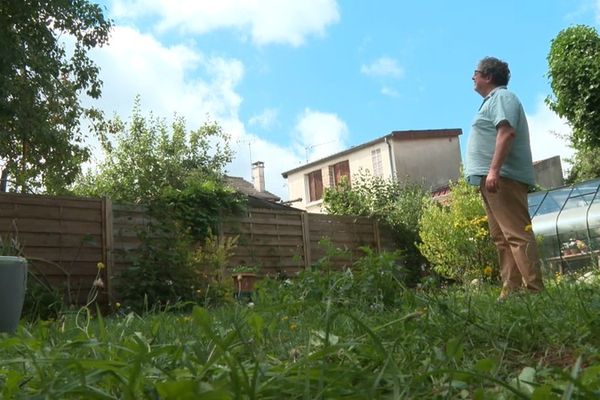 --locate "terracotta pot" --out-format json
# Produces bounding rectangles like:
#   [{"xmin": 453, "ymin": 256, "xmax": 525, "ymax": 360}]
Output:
[{"xmin": 232, "ymin": 273, "xmax": 258, "ymax": 299}]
